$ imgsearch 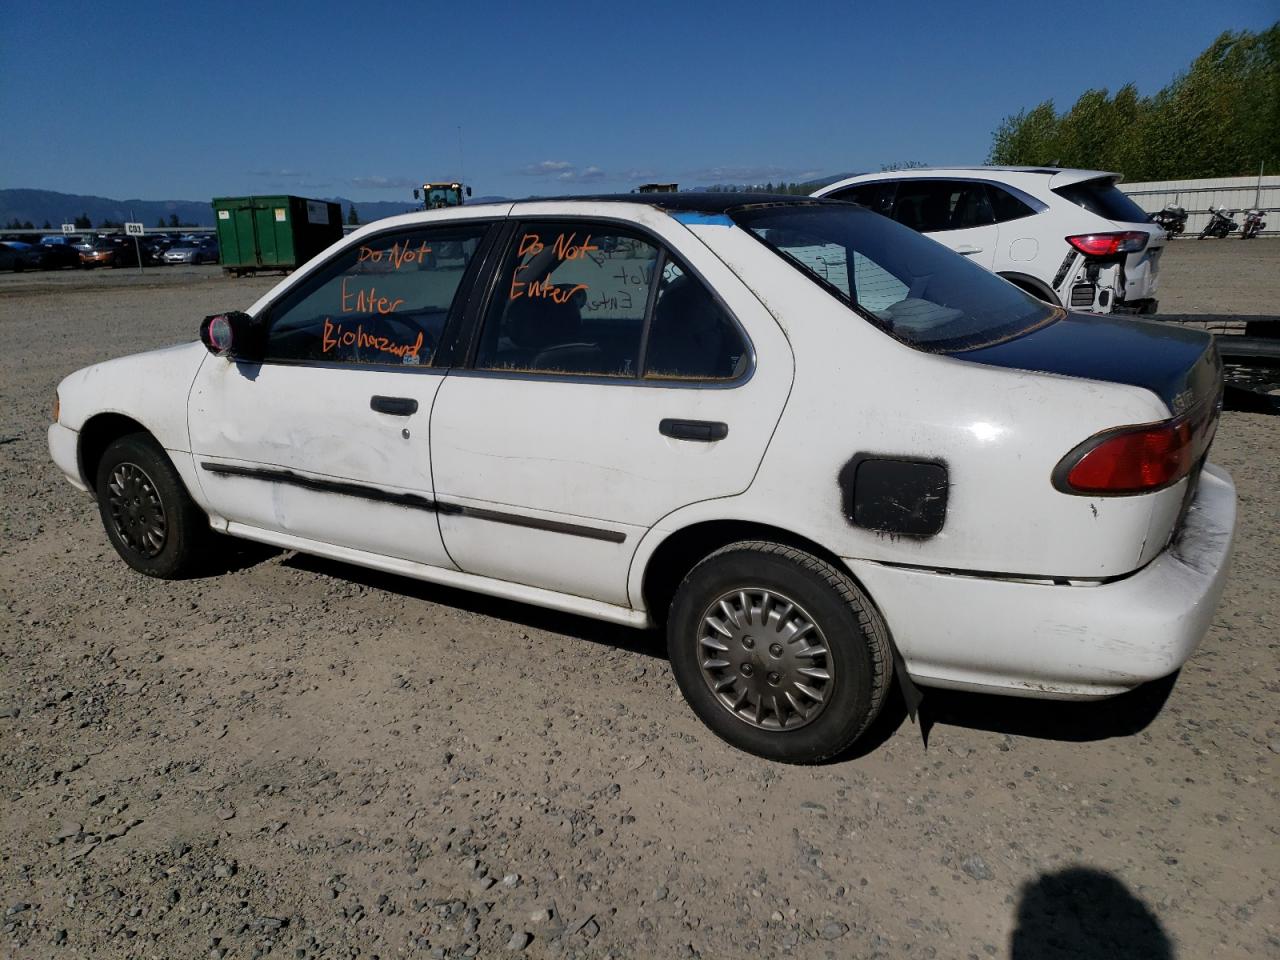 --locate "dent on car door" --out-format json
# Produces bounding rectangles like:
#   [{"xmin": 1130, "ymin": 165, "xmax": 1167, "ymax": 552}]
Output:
[
  {"xmin": 428, "ymin": 216, "xmax": 793, "ymax": 605},
  {"xmin": 188, "ymin": 222, "xmax": 494, "ymax": 567}
]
